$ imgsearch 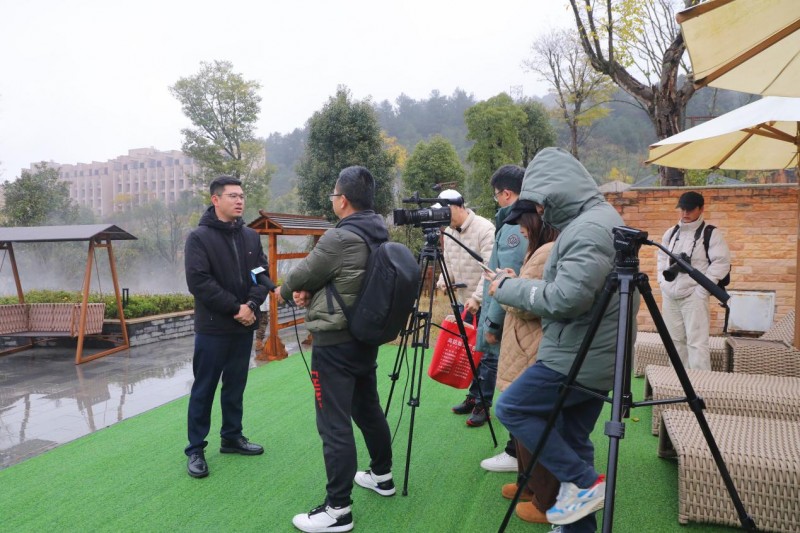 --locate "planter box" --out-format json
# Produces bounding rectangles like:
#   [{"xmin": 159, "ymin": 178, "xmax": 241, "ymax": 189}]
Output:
[{"xmin": 103, "ymin": 310, "xmax": 195, "ymax": 347}]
